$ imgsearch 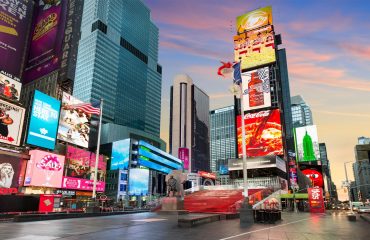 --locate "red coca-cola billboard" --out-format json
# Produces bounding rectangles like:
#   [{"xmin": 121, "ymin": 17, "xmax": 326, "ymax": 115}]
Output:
[
  {"xmin": 308, "ymin": 187, "xmax": 325, "ymax": 213},
  {"xmin": 237, "ymin": 109, "xmax": 283, "ymax": 157}
]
